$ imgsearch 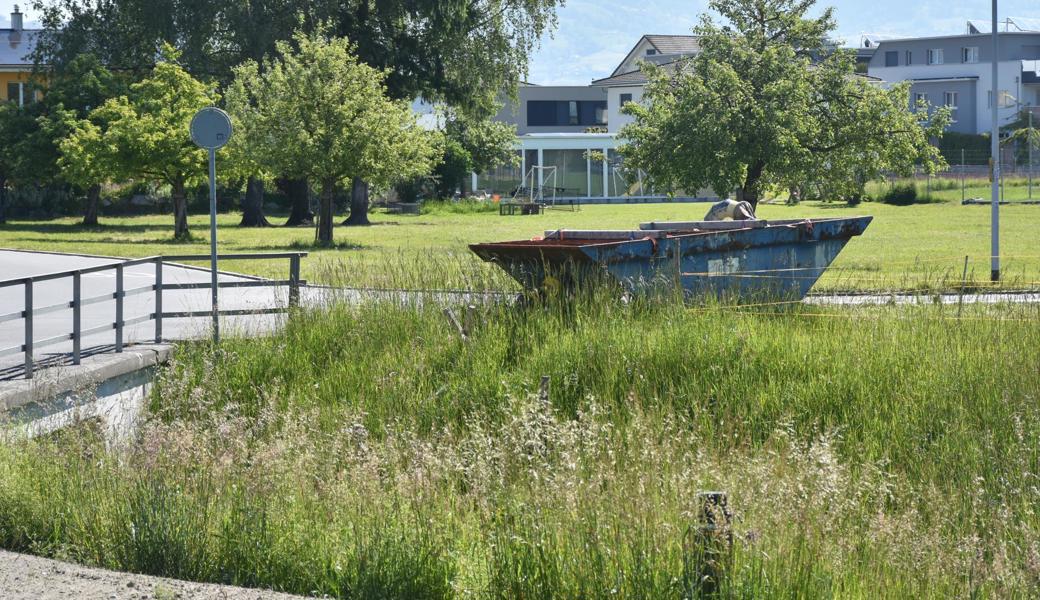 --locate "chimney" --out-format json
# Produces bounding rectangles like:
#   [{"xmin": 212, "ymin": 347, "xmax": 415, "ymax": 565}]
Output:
[{"xmin": 11, "ymin": 5, "xmax": 24, "ymax": 31}]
